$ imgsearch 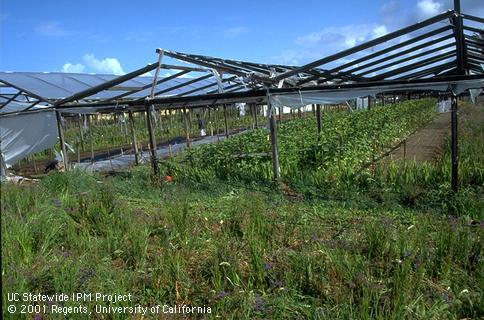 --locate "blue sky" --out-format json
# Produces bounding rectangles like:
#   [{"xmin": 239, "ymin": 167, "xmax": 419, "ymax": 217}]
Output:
[{"xmin": 1, "ymin": 0, "xmax": 483, "ymax": 74}]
